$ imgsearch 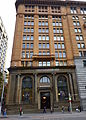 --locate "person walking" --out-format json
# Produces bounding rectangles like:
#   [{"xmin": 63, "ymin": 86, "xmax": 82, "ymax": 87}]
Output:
[
  {"xmin": 62, "ymin": 106, "xmax": 64, "ymax": 113},
  {"xmin": 19, "ymin": 106, "xmax": 23, "ymax": 116}
]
